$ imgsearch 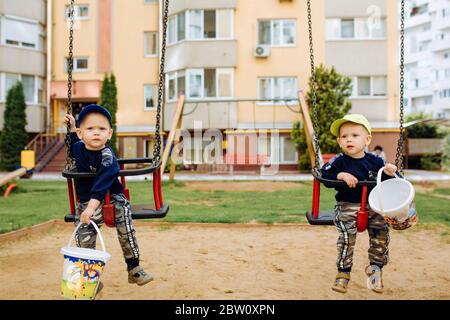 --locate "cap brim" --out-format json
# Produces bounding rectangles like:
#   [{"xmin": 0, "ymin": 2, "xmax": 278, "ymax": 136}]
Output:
[{"xmin": 330, "ymin": 119, "xmax": 349, "ymax": 137}]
